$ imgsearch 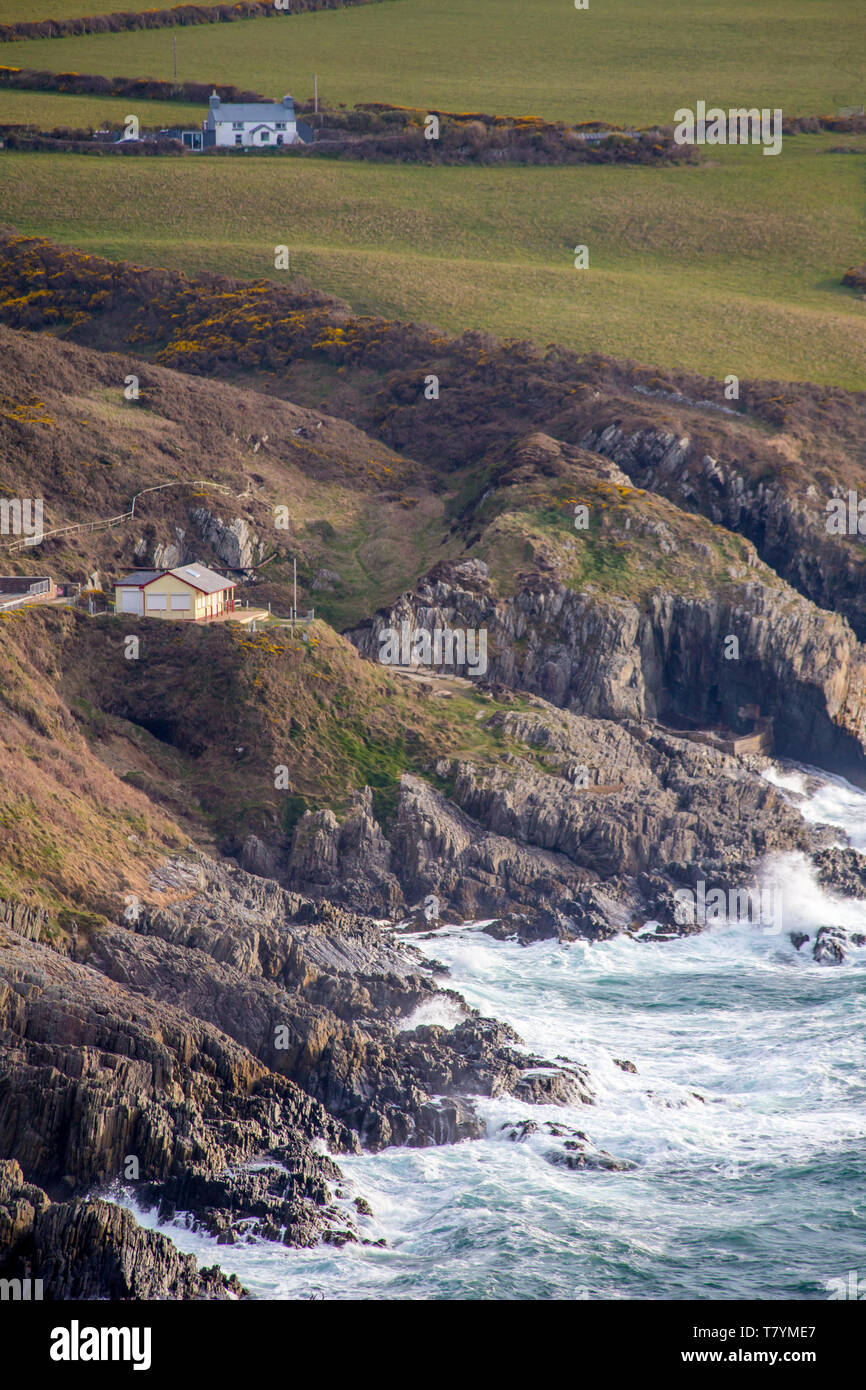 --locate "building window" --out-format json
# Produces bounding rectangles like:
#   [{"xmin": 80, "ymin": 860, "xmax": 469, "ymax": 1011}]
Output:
[
  {"xmin": 170, "ymin": 593, "xmax": 191, "ymax": 610},
  {"xmin": 146, "ymin": 594, "xmax": 167, "ymax": 610},
  {"xmin": 276, "ymin": 123, "xmax": 285, "ymax": 130},
  {"xmin": 232, "ymin": 122, "xmax": 243, "ymax": 130},
  {"xmin": 235, "ymin": 134, "xmax": 243, "ymax": 145},
  {"xmin": 261, "ymin": 130, "xmax": 270, "ymax": 141}
]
